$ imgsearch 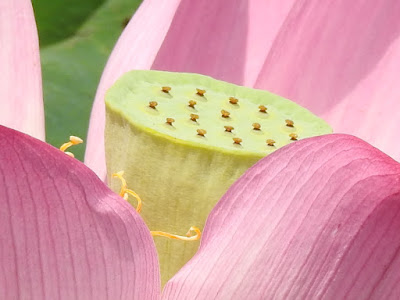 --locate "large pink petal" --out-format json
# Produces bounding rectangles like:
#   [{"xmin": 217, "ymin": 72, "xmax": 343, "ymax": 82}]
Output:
[
  {"xmin": 254, "ymin": 0, "xmax": 400, "ymax": 162},
  {"xmin": 84, "ymin": 0, "xmax": 182, "ymax": 180},
  {"xmin": 85, "ymin": 0, "xmax": 296, "ymax": 179},
  {"xmin": 163, "ymin": 134, "xmax": 400, "ymax": 299},
  {"xmin": 0, "ymin": 0, "xmax": 45, "ymax": 140},
  {"xmin": 0, "ymin": 126, "xmax": 160, "ymax": 299}
]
